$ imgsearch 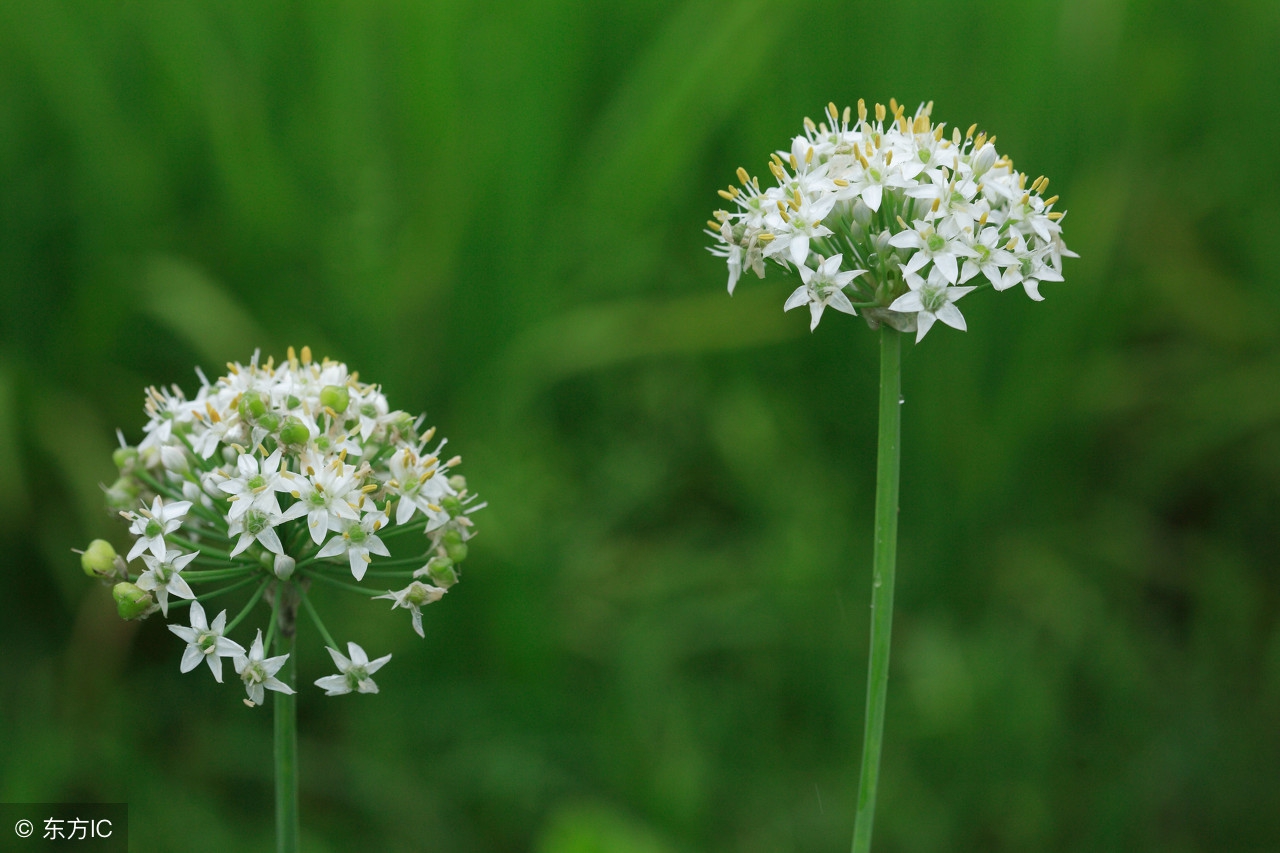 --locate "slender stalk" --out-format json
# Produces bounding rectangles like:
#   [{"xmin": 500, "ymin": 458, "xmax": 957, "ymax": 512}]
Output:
[
  {"xmin": 273, "ymin": 583, "xmax": 300, "ymax": 853},
  {"xmin": 851, "ymin": 327, "xmax": 902, "ymax": 853}
]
